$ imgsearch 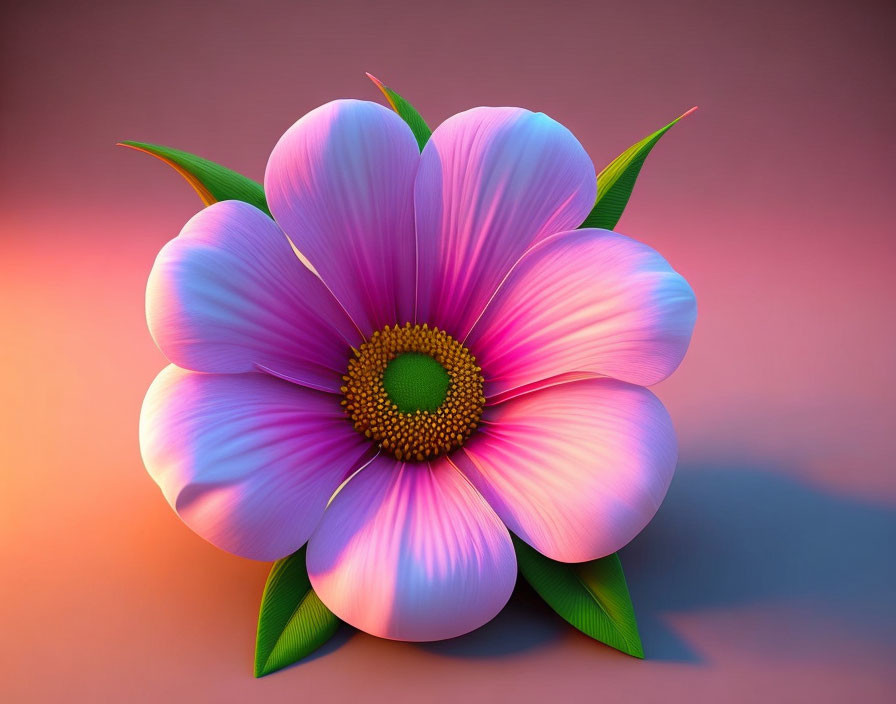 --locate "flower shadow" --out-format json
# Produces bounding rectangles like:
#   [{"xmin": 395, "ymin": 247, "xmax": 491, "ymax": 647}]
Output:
[
  {"xmin": 418, "ymin": 578, "xmax": 570, "ymax": 658},
  {"xmin": 420, "ymin": 462, "xmax": 896, "ymax": 662},
  {"xmin": 623, "ymin": 463, "xmax": 896, "ymax": 661}
]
